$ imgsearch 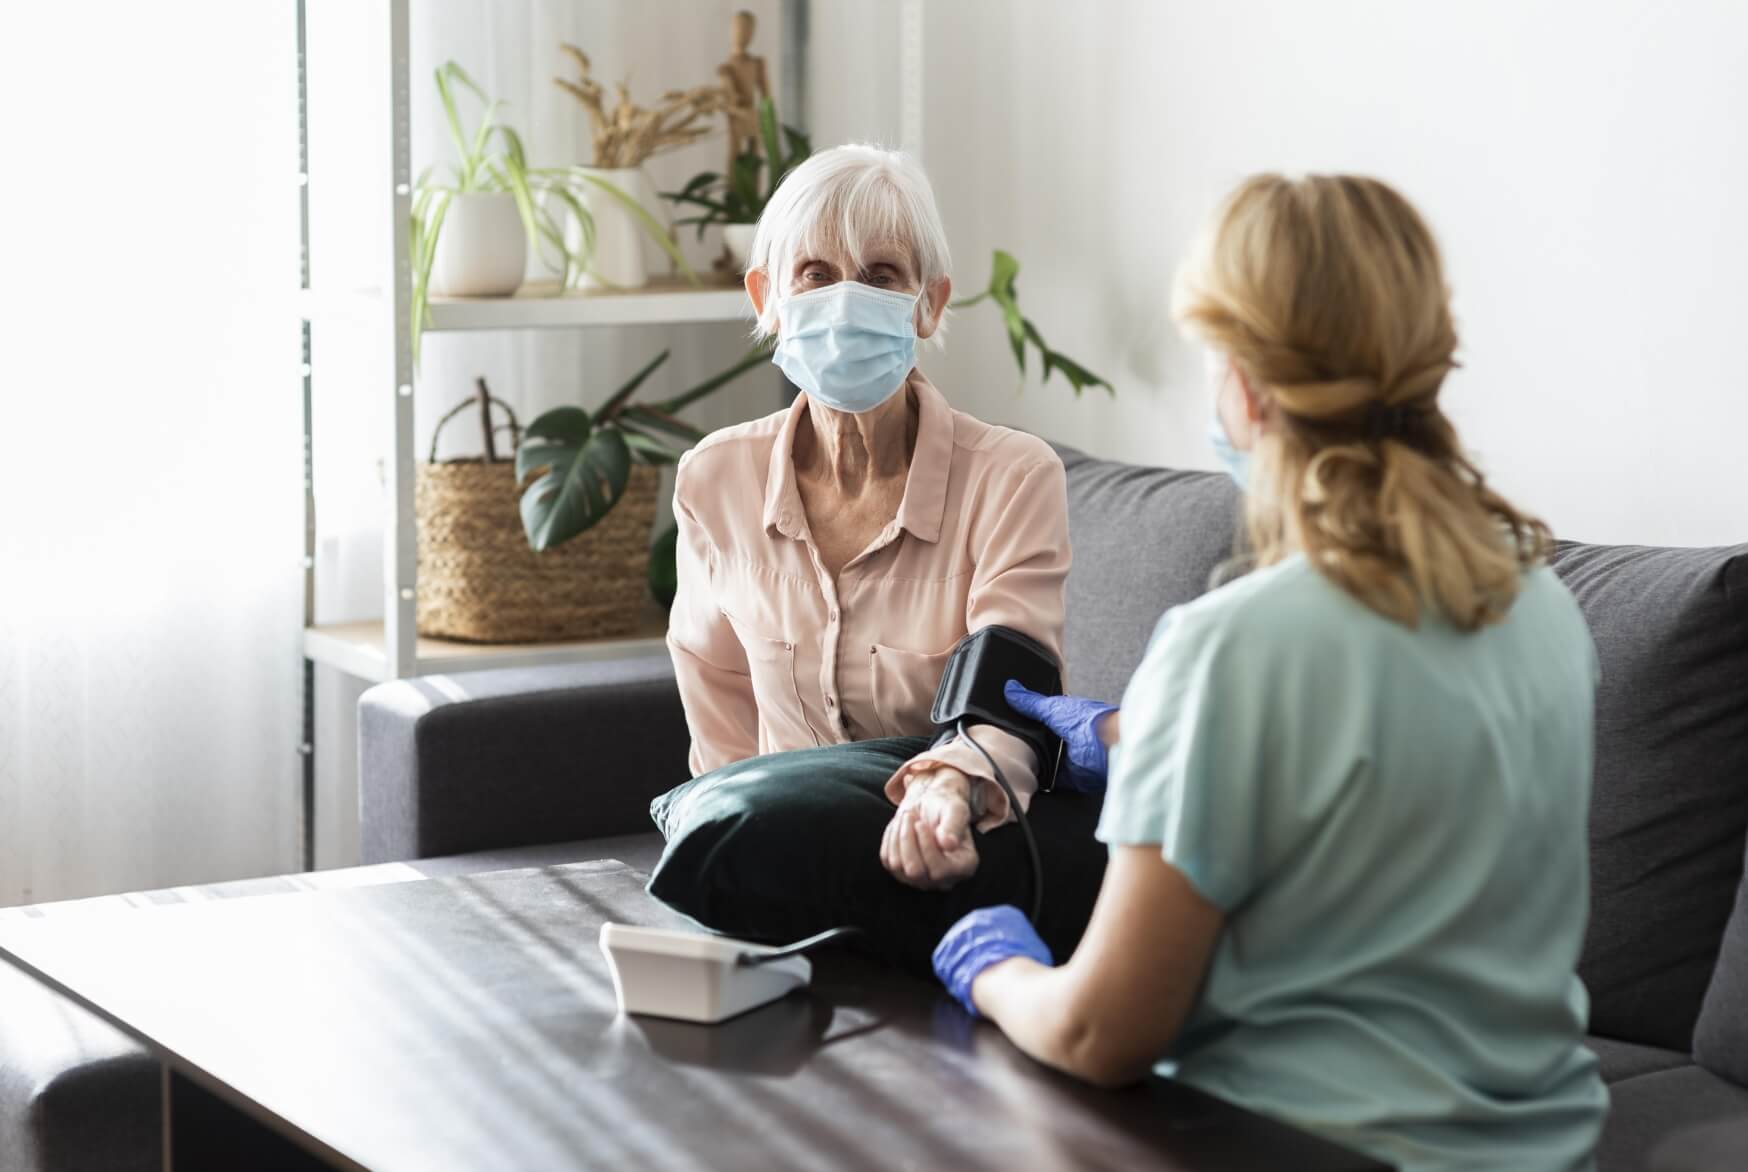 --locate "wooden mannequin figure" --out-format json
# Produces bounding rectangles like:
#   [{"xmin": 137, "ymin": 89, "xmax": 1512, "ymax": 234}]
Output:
[{"xmin": 717, "ymin": 10, "xmax": 770, "ymax": 179}]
